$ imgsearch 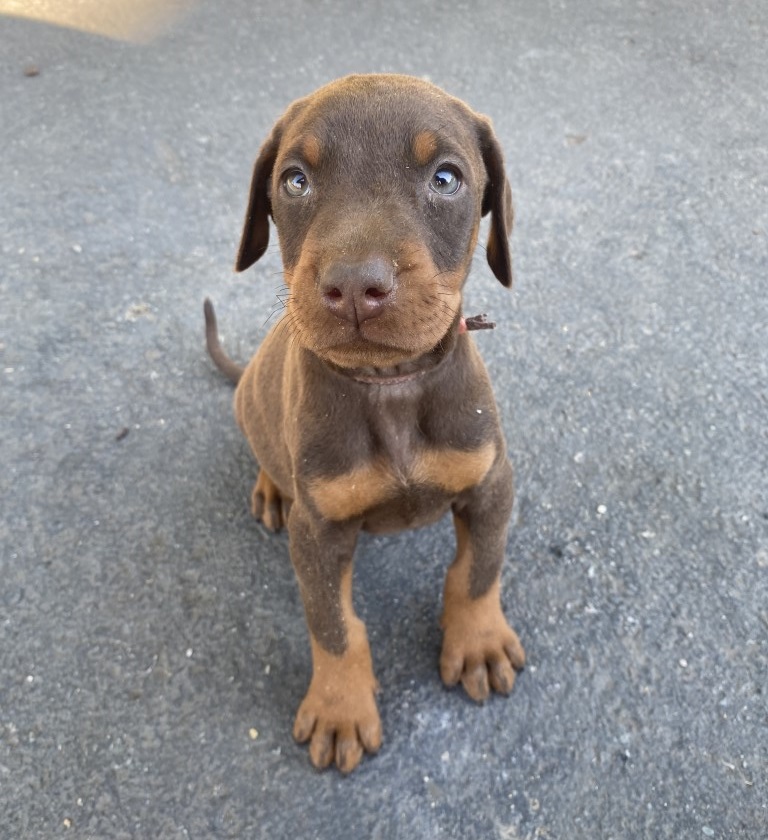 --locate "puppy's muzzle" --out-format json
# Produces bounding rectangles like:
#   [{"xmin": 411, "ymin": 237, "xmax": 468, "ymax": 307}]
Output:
[{"xmin": 320, "ymin": 255, "xmax": 395, "ymax": 326}]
